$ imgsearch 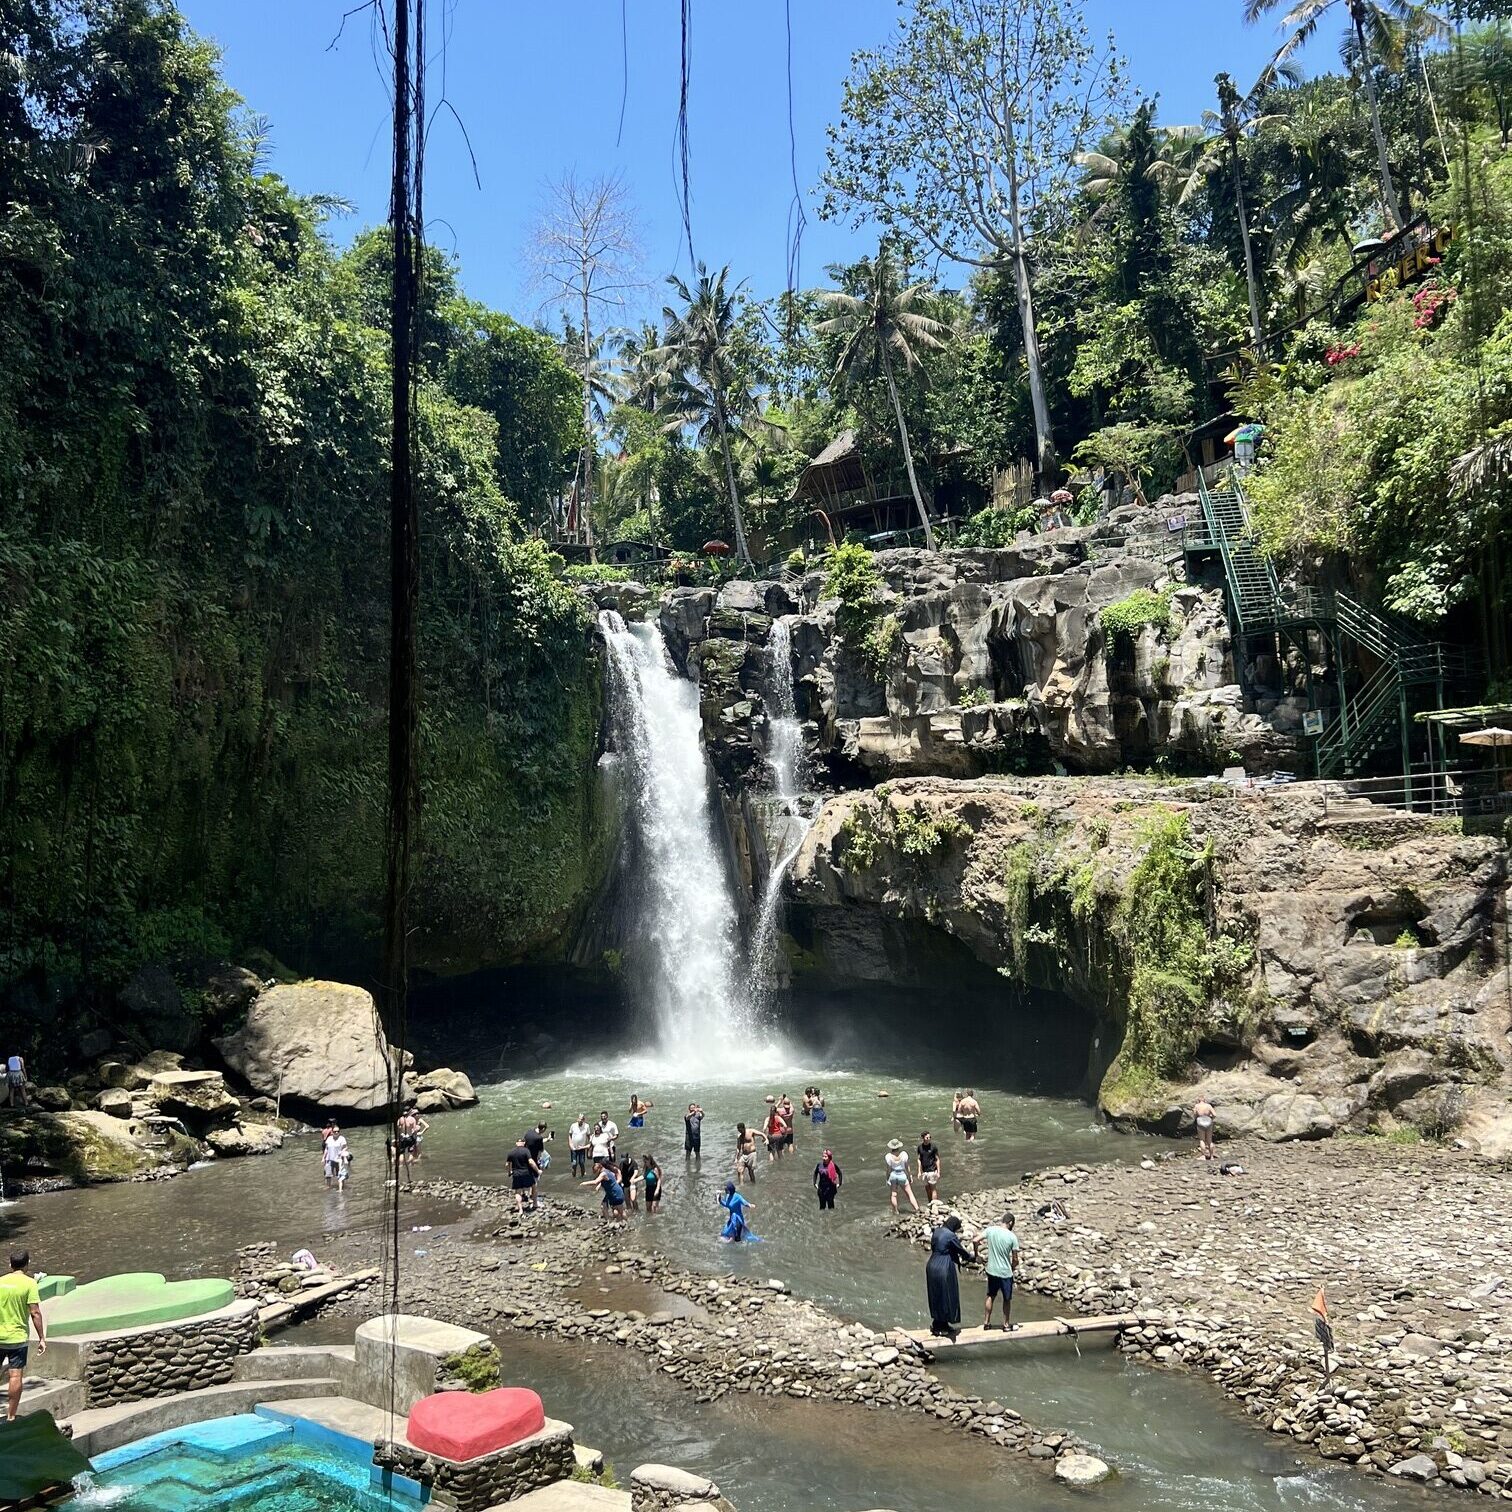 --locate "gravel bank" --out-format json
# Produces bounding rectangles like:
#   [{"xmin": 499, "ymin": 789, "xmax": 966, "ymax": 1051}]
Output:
[
  {"xmin": 898, "ymin": 1138, "xmax": 1512, "ymax": 1495},
  {"xmin": 315, "ymin": 1177, "xmax": 1092, "ymax": 1476}
]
